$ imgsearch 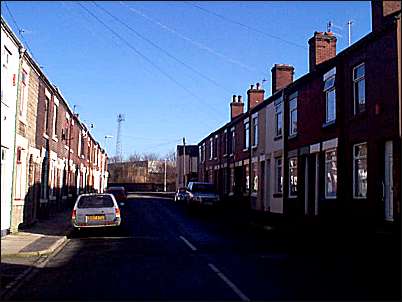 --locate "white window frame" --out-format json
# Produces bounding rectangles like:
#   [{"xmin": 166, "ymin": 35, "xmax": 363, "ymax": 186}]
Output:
[
  {"xmin": 353, "ymin": 63, "xmax": 366, "ymax": 115},
  {"xmin": 275, "ymin": 103, "xmax": 283, "ymax": 137},
  {"xmin": 353, "ymin": 142, "xmax": 368, "ymax": 199},
  {"xmin": 244, "ymin": 119, "xmax": 250, "ymax": 150},
  {"xmin": 202, "ymin": 143, "xmax": 206, "ymax": 163},
  {"xmin": 288, "ymin": 157, "xmax": 298, "ymax": 197},
  {"xmin": 252, "ymin": 114, "xmax": 258, "ymax": 148},
  {"xmin": 52, "ymin": 103, "xmax": 59, "ymax": 141},
  {"xmin": 325, "ymin": 148, "xmax": 337, "ymax": 199},
  {"xmin": 289, "ymin": 97, "xmax": 297, "ymax": 136},
  {"xmin": 275, "ymin": 157, "xmax": 283, "ymax": 194},
  {"xmin": 209, "ymin": 137, "xmax": 213, "ymax": 160},
  {"xmin": 223, "ymin": 129, "xmax": 228, "ymax": 156},
  {"xmin": 324, "ymin": 68, "xmax": 336, "ymax": 123},
  {"xmin": 230, "ymin": 127, "xmax": 235, "ymax": 156},
  {"xmin": 214, "ymin": 134, "xmax": 218, "ymax": 159},
  {"xmin": 19, "ymin": 68, "xmax": 29, "ymax": 123}
]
